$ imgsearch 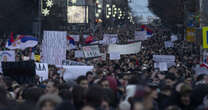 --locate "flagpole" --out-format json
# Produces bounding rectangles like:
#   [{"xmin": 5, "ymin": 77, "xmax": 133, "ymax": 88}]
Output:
[{"xmin": 38, "ymin": 0, "xmax": 42, "ymax": 39}]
